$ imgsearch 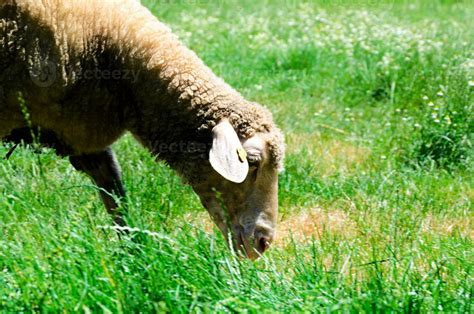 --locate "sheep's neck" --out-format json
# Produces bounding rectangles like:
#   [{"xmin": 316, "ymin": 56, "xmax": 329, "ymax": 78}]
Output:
[{"xmin": 122, "ymin": 18, "xmax": 245, "ymax": 159}]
